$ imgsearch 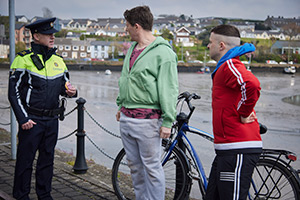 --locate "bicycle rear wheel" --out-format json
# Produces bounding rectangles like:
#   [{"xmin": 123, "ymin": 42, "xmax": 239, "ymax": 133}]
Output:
[
  {"xmin": 248, "ymin": 158, "xmax": 300, "ymax": 200},
  {"xmin": 112, "ymin": 141, "xmax": 191, "ymax": 200}
]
